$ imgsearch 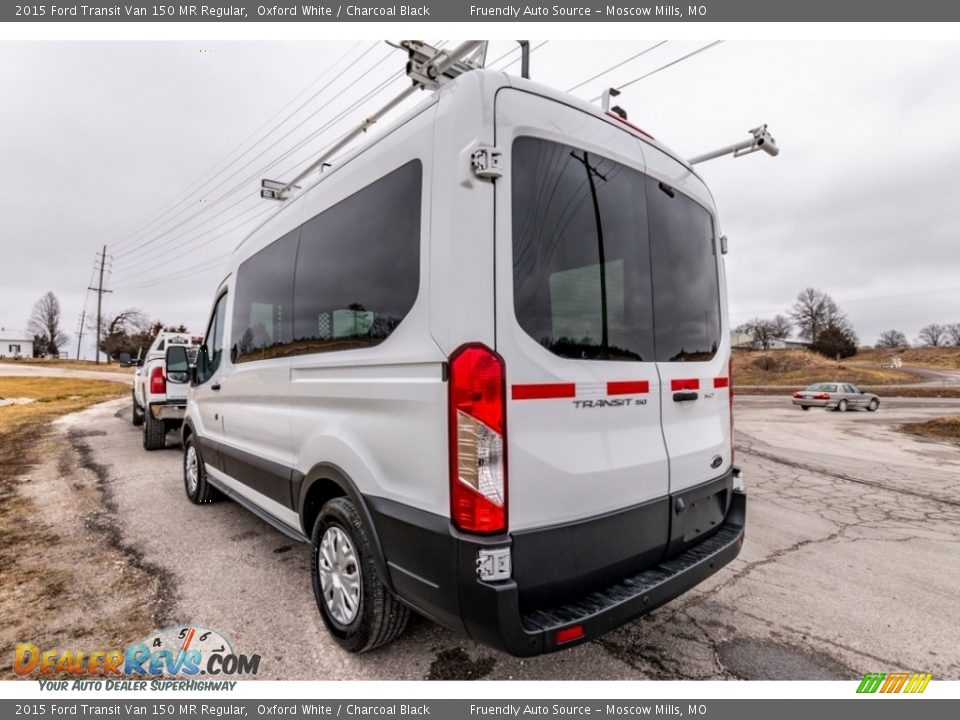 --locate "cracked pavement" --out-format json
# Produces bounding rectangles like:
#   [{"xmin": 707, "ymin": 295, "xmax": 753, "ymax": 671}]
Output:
[{"xmin": 46, "ymin": 394, "xmax": 960, "ymax": 680}]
